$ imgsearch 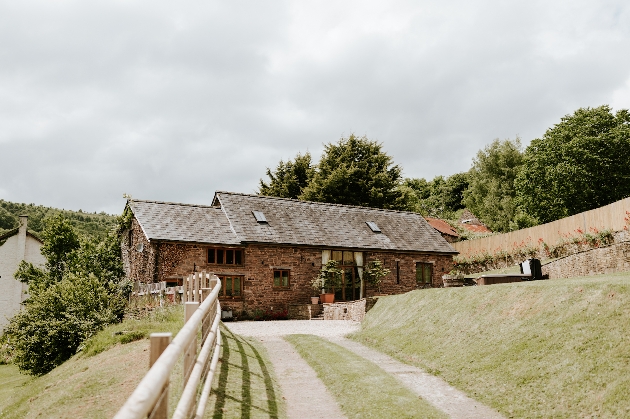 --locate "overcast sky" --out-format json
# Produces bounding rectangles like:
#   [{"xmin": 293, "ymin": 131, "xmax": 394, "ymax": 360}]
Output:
[{"xmin": 1, "ymin": 0, "xmax": 629, "ymax": 214}]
